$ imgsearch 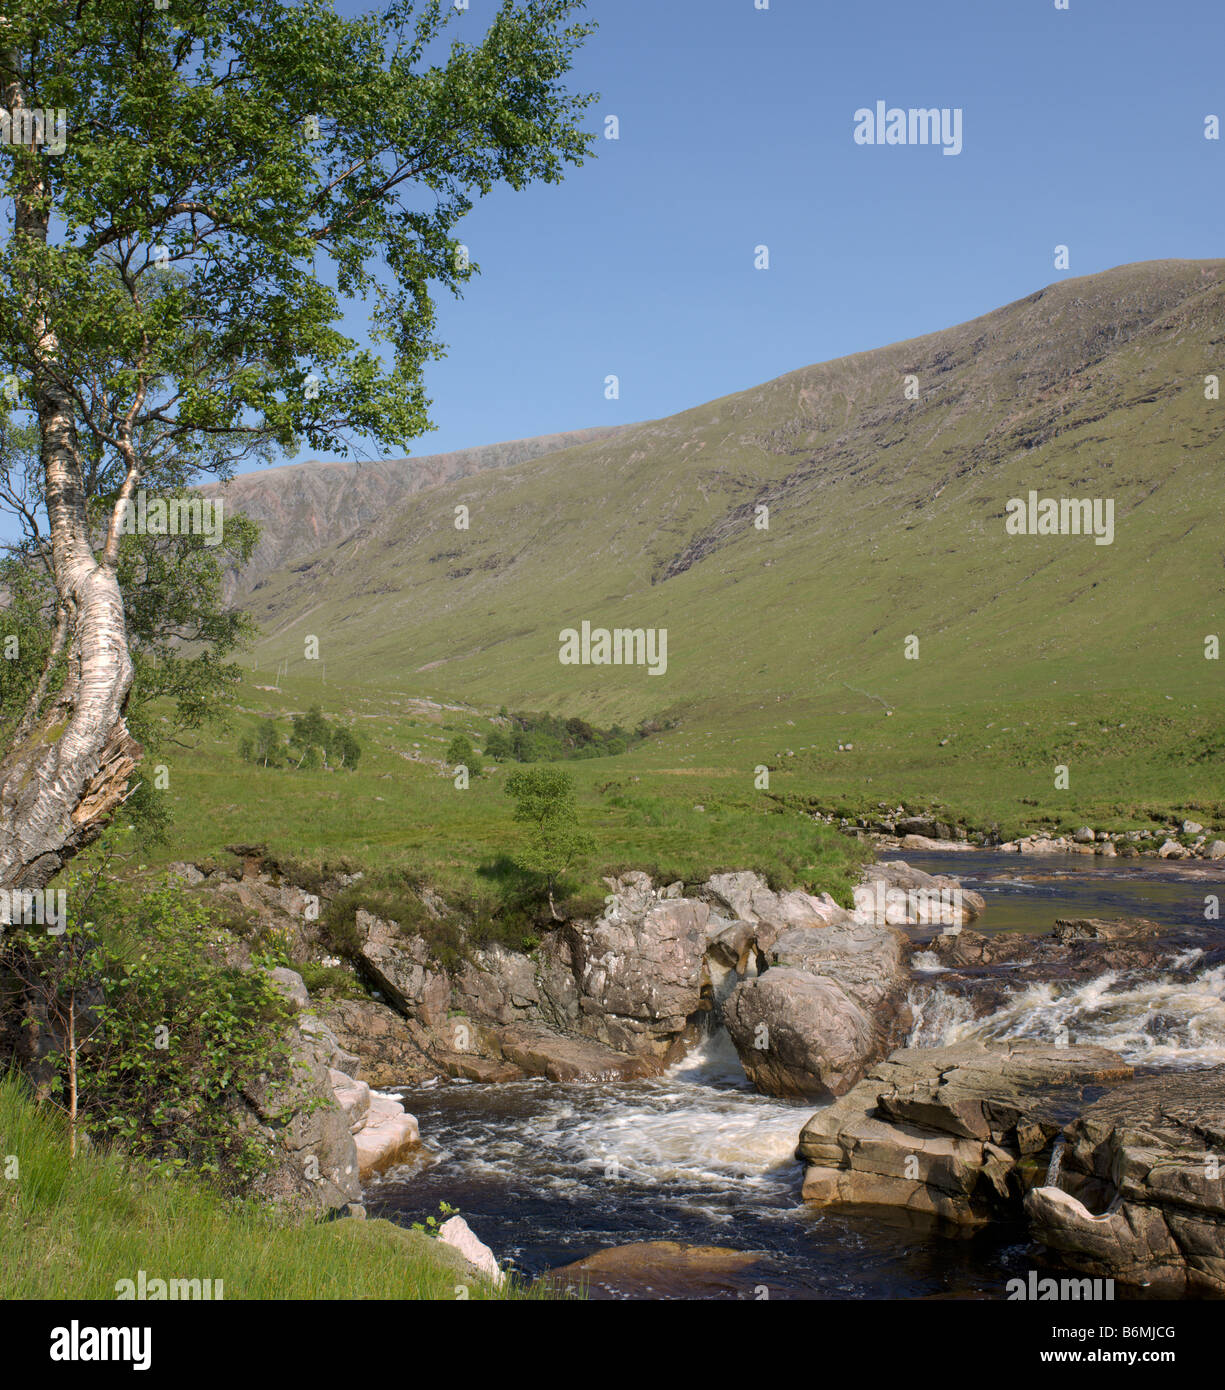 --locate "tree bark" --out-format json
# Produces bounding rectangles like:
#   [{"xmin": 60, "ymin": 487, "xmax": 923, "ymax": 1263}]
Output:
[{"xmin": 0, "ymin": 49, "xmax": 141, "ymax": 891}]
